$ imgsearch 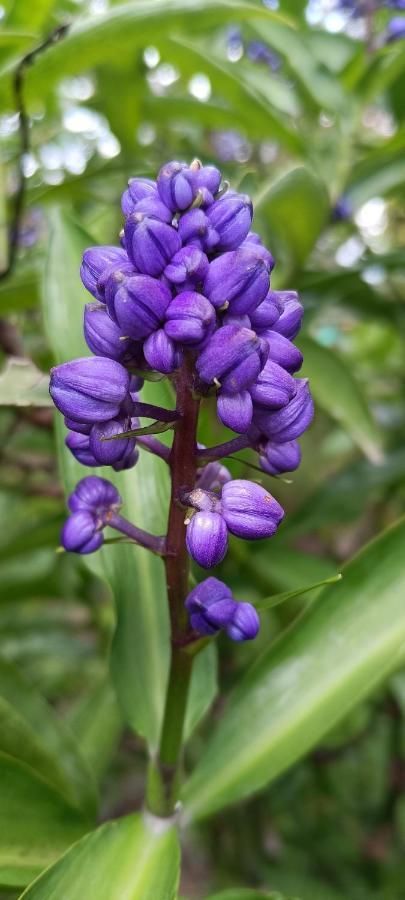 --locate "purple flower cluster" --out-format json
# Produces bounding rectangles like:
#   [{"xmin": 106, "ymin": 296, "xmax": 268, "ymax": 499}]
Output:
[
  {"xmin": 49, "ymin": 158, "xmax": 314, "ymax": 644},
  {"xmin": 186, "ymin": 577, "xmax": 259, "ymax": 641},
  {"xmin": 62, "ymin": 476, "xmax": 121, "ymax": 554}
]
